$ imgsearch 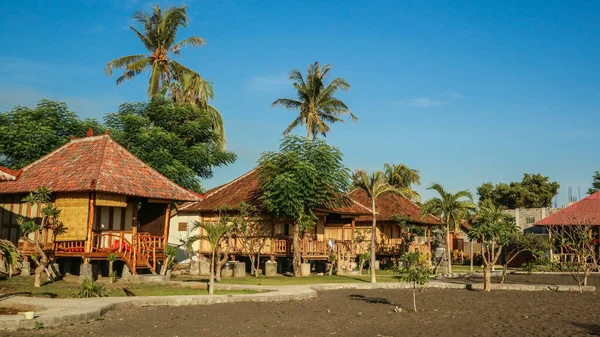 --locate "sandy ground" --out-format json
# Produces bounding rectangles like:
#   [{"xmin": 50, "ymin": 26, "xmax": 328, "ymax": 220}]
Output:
[{"xmin": 3, "ymin": 275, "xmax": 599, "ymax": 337}]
